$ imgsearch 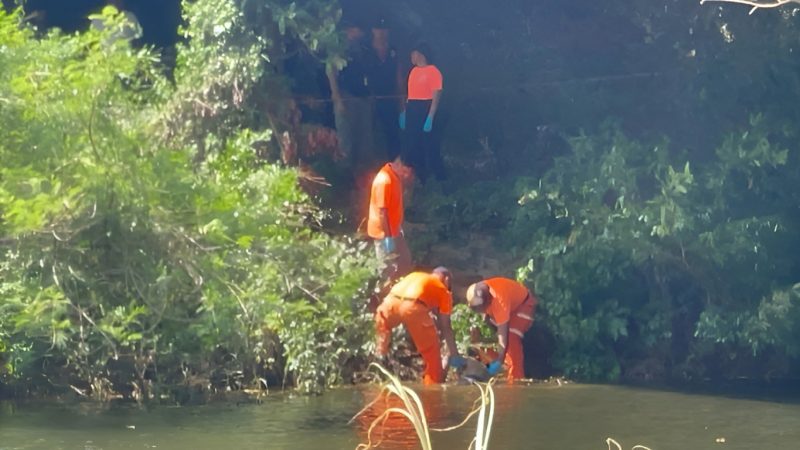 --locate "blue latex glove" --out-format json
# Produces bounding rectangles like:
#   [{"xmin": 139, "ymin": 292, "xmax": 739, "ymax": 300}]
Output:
[
  {"xmin": 487, "ymin": 360, "xmax": 503, "ymax": 376},
  {"xmin": 382, "ymin": 237, "xmax": 396, "ymax": 253},
  {"xmin": 448, "ymin": 355, "xmax": 467, "ymax": 369},
  {"xmin": 423, "ymin": 115, "xmax": 433, "ymax": 132},
  {"xmin": 398, "ymin": 111, "xmax": 406, "ymax": 130}
]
